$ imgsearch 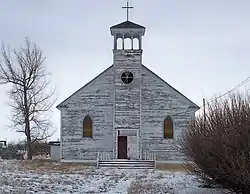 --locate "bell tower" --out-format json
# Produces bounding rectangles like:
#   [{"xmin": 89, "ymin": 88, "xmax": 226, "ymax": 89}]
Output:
[
  {"xmin": 111, "ymin": 21, "xmax": 145, "ymax": 51},
  {"xmin": 110, "ymin": 1, "xmax": 145, "ymax": 54},
  {"xmin": 110, "ymin": 2, "xmax": 146, "ymax": 160}
]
